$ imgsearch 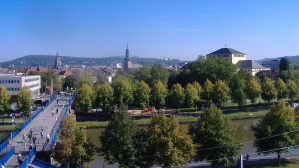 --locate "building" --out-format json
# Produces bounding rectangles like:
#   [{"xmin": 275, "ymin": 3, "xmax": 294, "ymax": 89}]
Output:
[
  {"xmin": 206, "ymin": 47, "xmax": 246, "ymax": 64},
  {"xmin": 262, "ymin": 60, "xmax": 280, "ymax": 70},
  {"xmin": 0, "ymin": 75, "xmax": 41, "ymax": 97},
  {"xmin": 123, "ymin": 44, "xmax": 132, "ymax": 73},
  {"xmin": 53, "ymin": 52, "xmax": 62, "ymax": 69},
  {"xmin": 236, "ymin": 60, "xmax": 271, "ymax": 76}
]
